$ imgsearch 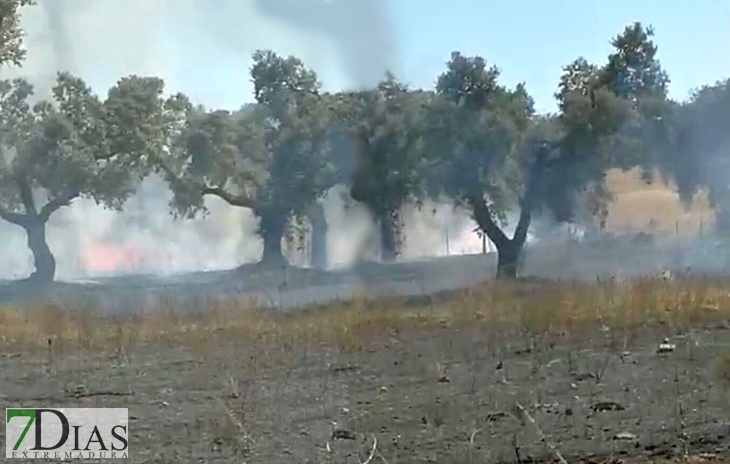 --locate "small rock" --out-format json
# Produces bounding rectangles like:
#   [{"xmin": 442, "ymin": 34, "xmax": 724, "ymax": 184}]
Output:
[
  {"xmin": 73, "ymin": 384, "xmax": 88, "ymax": 396},
  {"xmin": 486, "ymin": 411, "xmax": 508, "ymax": 422},
  {"xmin": 657, "ymin": 341, "xmax": 676, "ymax": 353},
  {"xmin": 570, "ymin": 383, "xmax": 578, "ymax": 390},
  {"xmin": 613, "ymin": 431, "xmax": 637, "ymax": 440},
  {"xmin": 437, "ymin": 375, "xmax": 450, "ymax": 383},
  {"xmin": 332, "ymin": 429, "xmax": 356, "ymax": 440},
  {"xmin": 161, "ymin": 401, "xmax": 169, "ymax": 407},
  {"xmin": 496, "ymin": 361, "xmax": 503, "ymax": 370},
  {"xmin": 574, "ymin": 372, "xmax": 596, "ymax": 382},
  {"xmin": 330, "ymin": 364, "xmax": 359, "ymax": 373},
  {"xmin": 591, "ymin": 401, "xmax": 625, "ymax": 412}
]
